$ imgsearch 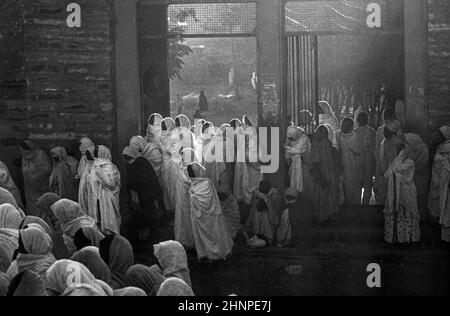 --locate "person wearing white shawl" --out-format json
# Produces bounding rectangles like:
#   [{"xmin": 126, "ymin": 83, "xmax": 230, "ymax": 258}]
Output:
[
  {"xmin": 157, "ymin": 277, "xmax": 194, "ymax": 296},
  {"xmin": 0, "ymin": 161, "xmax": 24, "ymax": 209},
  {"xmin": 90, "ymin": 145, "xmax": 121, "ymax": 234},
  {"xmin": 188, "ymin": 162, "xmax": 233, "ymax": 261},
  {"xmin": 0, "ymin": 229, "xmax": 19, "ymax": 265},
  {"xmin": 49, "ymin": 146, "xmax": 79, "ymax": 201},
  {"xmin": 383, "ymin": 146, "xmax": 420, "ymax": 243},
  {"xmin": 129, "ymin": 135, "xmax": 162, "ymax": 177},
  {"xmin": 175, "ymin": 115, "xmax": 196, "ymax": 157},
  {"xmin": 196, "ymin": 122, "xmax": 215, "ymax": 165},
  {"xmin": 174, "ymin": 148, "xmax": 198, "ymax": 249},
  {"xmin": 146, "ymin": 113, "xmax": 163, "ymax": 144},
  {"xmin": 234, "ymin": 116, "xmax": 262, "ymax": 204},
  {"xmin": 203, "ymin": 123, "xmax": 233, "ymax": 190},
  {"xmin": 46, "ymin": 260, "xmax": 113, "ymax": 296},
  {"xmin": 14, "ymin": 225, "xmax": 56, "ymax": 282},
  {"xmin": 76, "ymin": 137, "xmax": 95, "ymax": 180},
  {"xmin": 318, "ymin": 101, "xmax": 340, "ymax": 132},
  {"xmin": 153, "ymin": 240, "xmax": 191, "ymax": 286},
  {"xmin": 0, "ymin": 203, "xmax": 23, "ymax": 229},
  {"xmin": 51, "ymin": 199, "xmax": 104, "ymax": 255},
  {"xmin": 78, "ymin": 139, "xmax": 96, "ymax": 215},
  {"xmin": 160, "ymin": 118, "xmax": 181, "ymax": 210},
  {"xmin": 429, "ymin": 126, "xmax": 450, "ymax": 241},
  {"xmin": 285, "ymin": 125, "xmax": 311, "ymax": 194}
]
